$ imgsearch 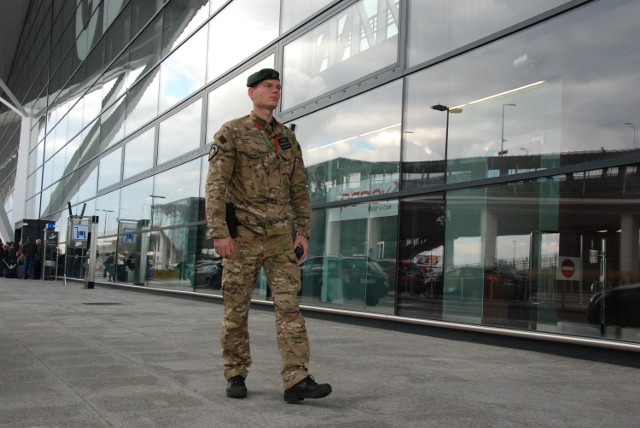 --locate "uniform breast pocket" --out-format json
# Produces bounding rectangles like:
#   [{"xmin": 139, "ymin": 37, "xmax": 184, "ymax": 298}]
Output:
[
  {"xmin": 236, "ymin": 142, "xmax": 268, "ymax": 198},
  {"xmin": 278, "ymin": 150, "xmax": 294, "ymax": 177}
]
